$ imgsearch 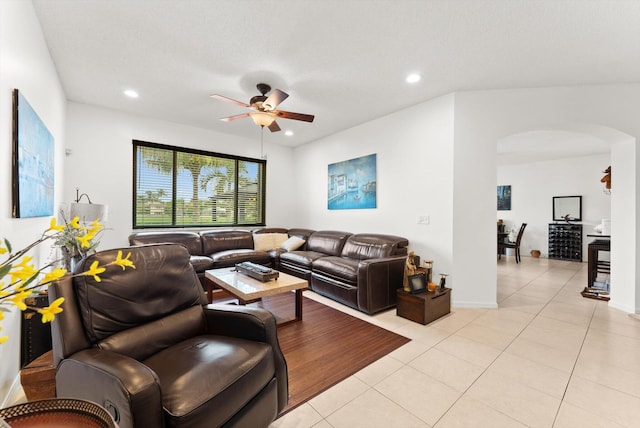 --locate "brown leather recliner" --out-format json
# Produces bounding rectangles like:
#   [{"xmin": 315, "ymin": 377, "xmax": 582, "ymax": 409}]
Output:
[{"xmin": 49, "ymin": 243, "xmax": 288, "ymax": 428}]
